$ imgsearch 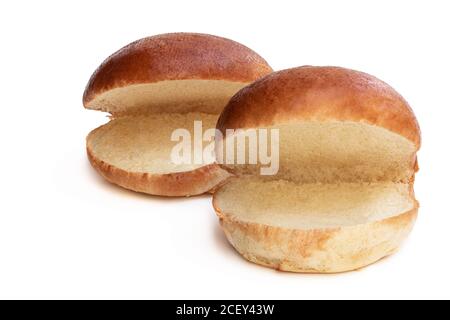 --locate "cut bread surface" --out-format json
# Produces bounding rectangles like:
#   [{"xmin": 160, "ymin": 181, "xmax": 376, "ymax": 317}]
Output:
[
  {"xmin": 87, "ymin": 112, "xmax": 218, "ymax": 174},
  {"xmin": 213, "ymin": 177, "xmax": 418, "ymax": 273},
  {"xmin": 87, "ymin": 112, "xmax": 231, "ymax": 196},
  {"xmin": 218, "ymin": 121, "xmax": 417, "ymax": 183},
  {"xmin": 214, "ymin": 177, "xmax": 415, "ymax": 229},
  {"xmin": 213, "ymin": 121, "xmax": 418, "ymax": 271},
  {"xmin": 86, "ymin": 80, "xmax": 248, "ymax": 116}
]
